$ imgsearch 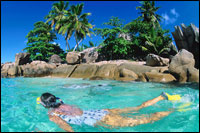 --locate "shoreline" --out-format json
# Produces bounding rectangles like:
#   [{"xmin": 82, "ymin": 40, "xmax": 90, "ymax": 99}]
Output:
[
  {"xmin": 1, "ymin": 50, "xmax": 199, "ymax": 84},
  {"xmin": 1, "ymin": 60, "xmax": 198, "ymax": 84}
]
